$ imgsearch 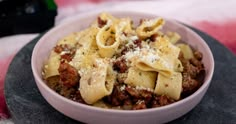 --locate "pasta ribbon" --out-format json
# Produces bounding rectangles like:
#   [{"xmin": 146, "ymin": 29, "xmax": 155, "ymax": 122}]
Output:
[
  {"xmin": 150, "ymin": 37, "xmax": 183, "ymax": 73},
  {"xmin": 99, "ymin": 12, "xmax": 118, "ymax": 23},
  {"xmin": 152, "ymin": 37, "xmax": 180, "ymax": 59},
  {"xmin": 125, "ymin": 67, "xmax": 157, "ymax": 89},
  {"xmin": 126, "ymin": 48, "xmax": 174, "ymax": 77},
  {"xmin": 96, "ymin": 19, "xmax": 130, "ymax": 58},
  {"xmin": 96, "ymin": 21, "xmax": 120, "ymax": 58},
  {"xmin": 176, "ymin": 43, "xmax": 194, "ymax": 60},
  {"xmin": 135, "ymin": 57, "xmax": 173, "ymax": 77},
  {"xmin": 69, "ymin": 27, "xmax": 99, "ymax": 70},
  {"xmin": 154, "ymin": 72, "xmax": 182, "ymax": 100},
  {"xmin": 119, "ymin": 18, "xmax": 133, "ymax": 33},
  {"xmin": 79, "ymin": 59, "xmax": 115, "ymax": 104},
  {"xmin": 136, "ymin": 18, "xmax": 165, "ymax": 39},
  {"xmin": 43, "ymin": 13, "xmax": 197, "ymax": 107},
  {"xmin": 165, "ymin": 31, "xmax": 181, "ymax": 44},
  {"xmin": 57, "ymin": 33, "xmax": 79, "ymax": 46},
  {"xmin": 44, "ymin": 51, "xmax": 60, "ymax": 79}
]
